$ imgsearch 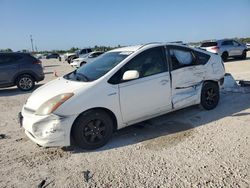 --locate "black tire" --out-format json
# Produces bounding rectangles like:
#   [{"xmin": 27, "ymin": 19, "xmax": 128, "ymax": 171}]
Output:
[
  {"xmin": 241, "ymin": 50, "xmax": 247, "ymax": 60},
  {"xmin": 16, "ymin": 74, "xmax": 35, "ymax": 91},
  {"xmin": 200, "ymin": 82, "xmax": 220, "ymax": 110},
  {"xmin": 221, "ymin": 52, "xmax": 228, "ymax": 62},
  {"xmin": 67, "ymin": 56, "xmax": 73, "ymax": 64},
  {"xmin": 72, "ymin": 110, "xmax": 114, "ymax": 150}
]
